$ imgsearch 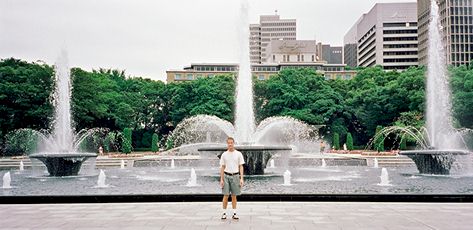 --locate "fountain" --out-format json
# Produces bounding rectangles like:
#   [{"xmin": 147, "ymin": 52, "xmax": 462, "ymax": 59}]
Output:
[
  {"xmin": 96, "ymin": 170, "xmax": 108, "ymax": 188},
  {"xmin": 189, "ymin": 0, "xmax": 320, "ymax": 175},
  {"xmin": 28, "ymin": 51, "xmax": 97, "ymax": 176},
  {"xmin": 268, "ymin": 159, "xmax": 275, "ymax": 168},
  {"xmin": 170, "ymin": 159, "xmax": 175, "ymax": 169},
  {"xmin": 19, "ymin": 161, "xmax": 24, "ymax": 171},
  {"xmin": 120, "ymin": 160, "xmax": 125, "ymax": 169},
  {"xmin": 2, "ymin": 172, "xmax": 12, "ymax": 189},
  {"xmin": 377, "ymin": 168, "xmax": 391, "ymax": 186},
  {"xmin": 186, "ymin": 168, "xmax": 198, "ymax": 186},
  {"xmin": 321, "ymin": 158, "xmax": 327, "ymax": 168},
  {"xmin": 283, "ymin": 170, "xmax": 292, "ymax": 186},
  {"xmin": 397, "ymin": 1, "xmax": 471, "ymax": 174}
]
